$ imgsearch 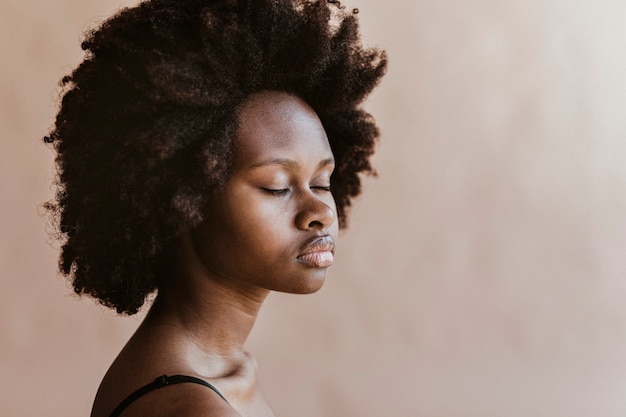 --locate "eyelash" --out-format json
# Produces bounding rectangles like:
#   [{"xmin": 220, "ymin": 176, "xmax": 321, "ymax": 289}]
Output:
[
  {"xmin": 262, "ymin": 186, "xmax": 331, "ymax": 196},
  {"xmin": 263, "ymin": 188, "xmax": 289, "ymax": 196},
  {"xmin": 313, "ymin": 186, "xmax": 331, "ymax": 192}
]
